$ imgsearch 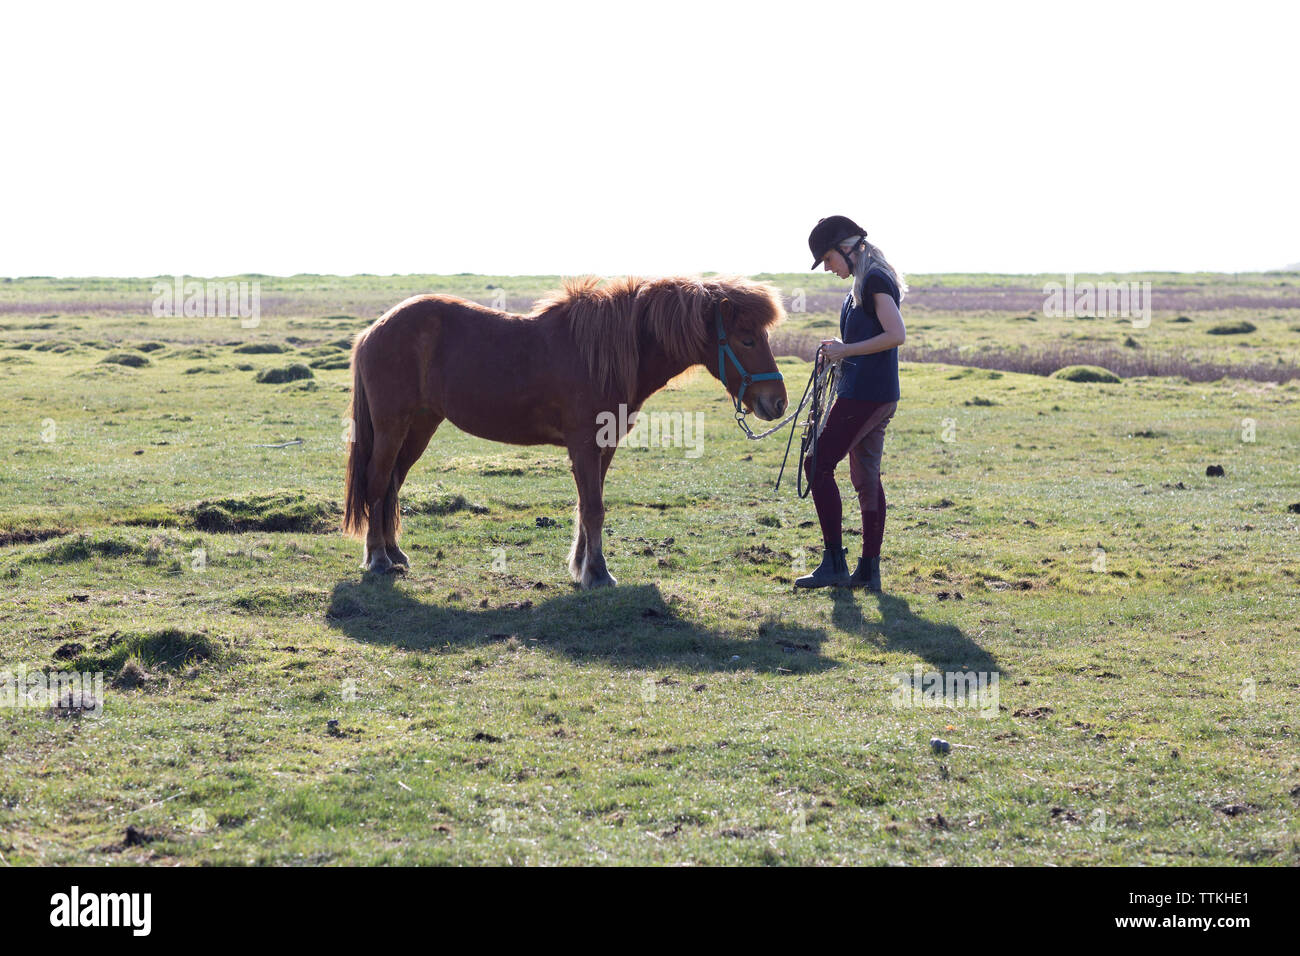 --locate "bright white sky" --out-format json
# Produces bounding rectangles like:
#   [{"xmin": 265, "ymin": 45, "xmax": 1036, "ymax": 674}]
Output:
[{"xmin": 2, "ymin": 0, "xmax": 1295, "ymax": 278}]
